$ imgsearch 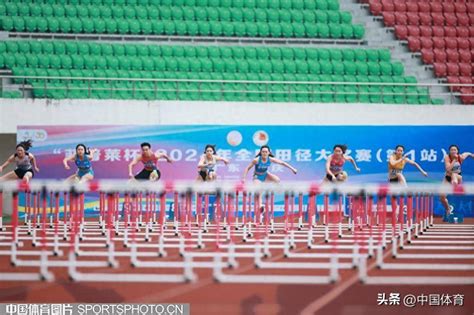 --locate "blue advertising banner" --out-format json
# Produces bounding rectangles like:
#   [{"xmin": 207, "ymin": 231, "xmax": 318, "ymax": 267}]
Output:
[{"xmin": 17, "ymin": 125, "xmax": 474, "ymax": 216}]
